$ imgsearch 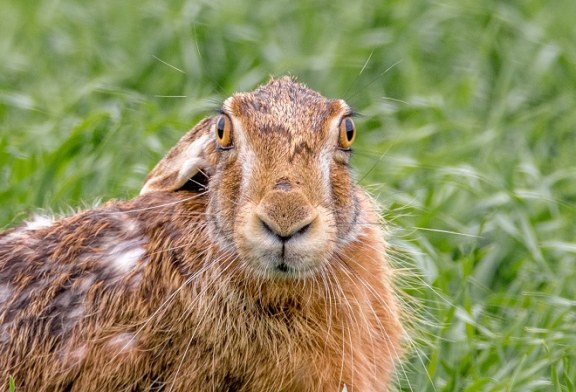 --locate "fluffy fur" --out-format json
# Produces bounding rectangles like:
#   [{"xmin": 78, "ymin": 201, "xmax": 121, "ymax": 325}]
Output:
[{"xmin": 0, "ymin": 77, "xmax": 403, "ymax": 391}]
